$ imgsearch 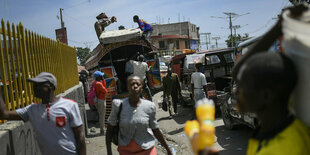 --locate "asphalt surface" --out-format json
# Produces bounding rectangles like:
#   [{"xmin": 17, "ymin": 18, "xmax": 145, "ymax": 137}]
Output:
[{"xmin": 85, "ymin": 91, "xmax": 253, "ymax": 155}]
